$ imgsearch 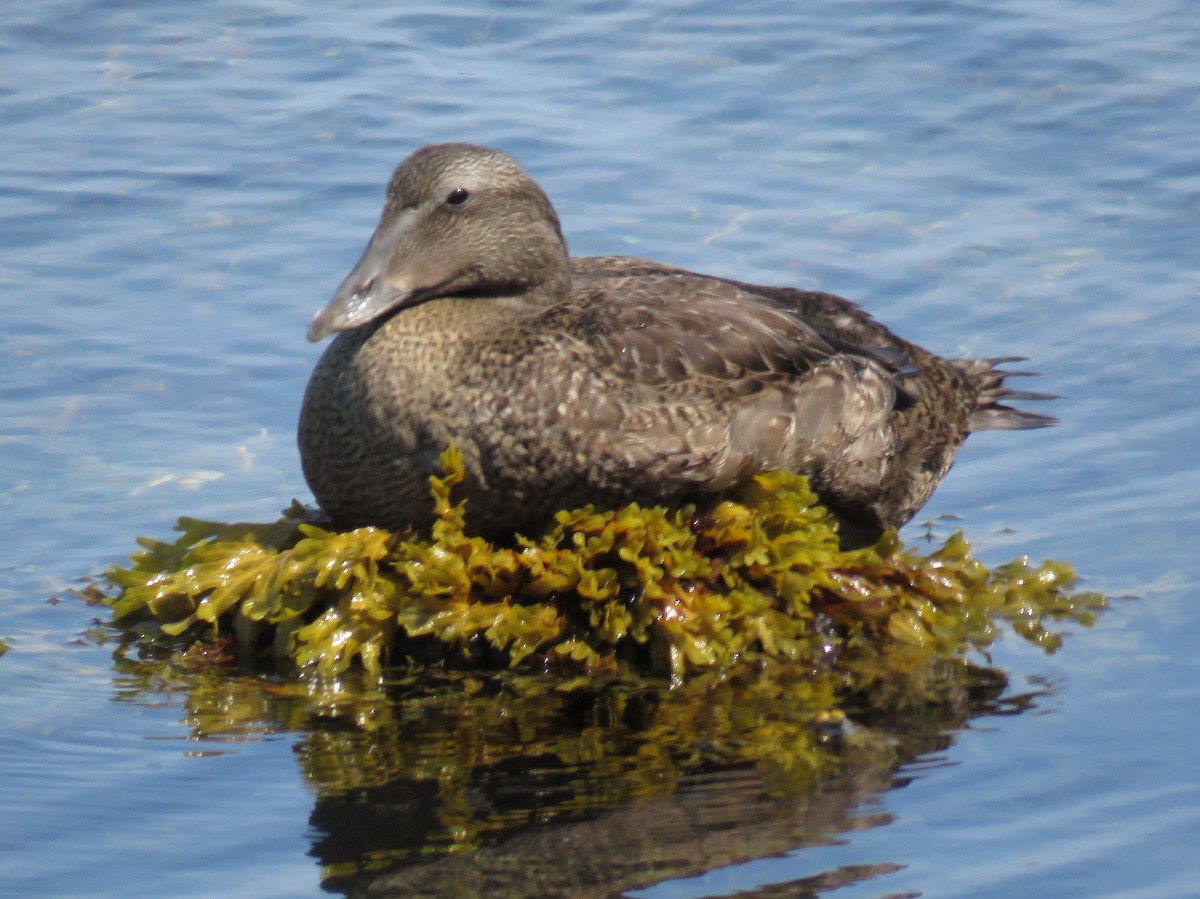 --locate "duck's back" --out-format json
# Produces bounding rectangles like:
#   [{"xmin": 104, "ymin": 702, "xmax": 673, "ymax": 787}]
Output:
[{"xmin": 565, "ymin": 257, "xmax": 1053, "ymax": 537}]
